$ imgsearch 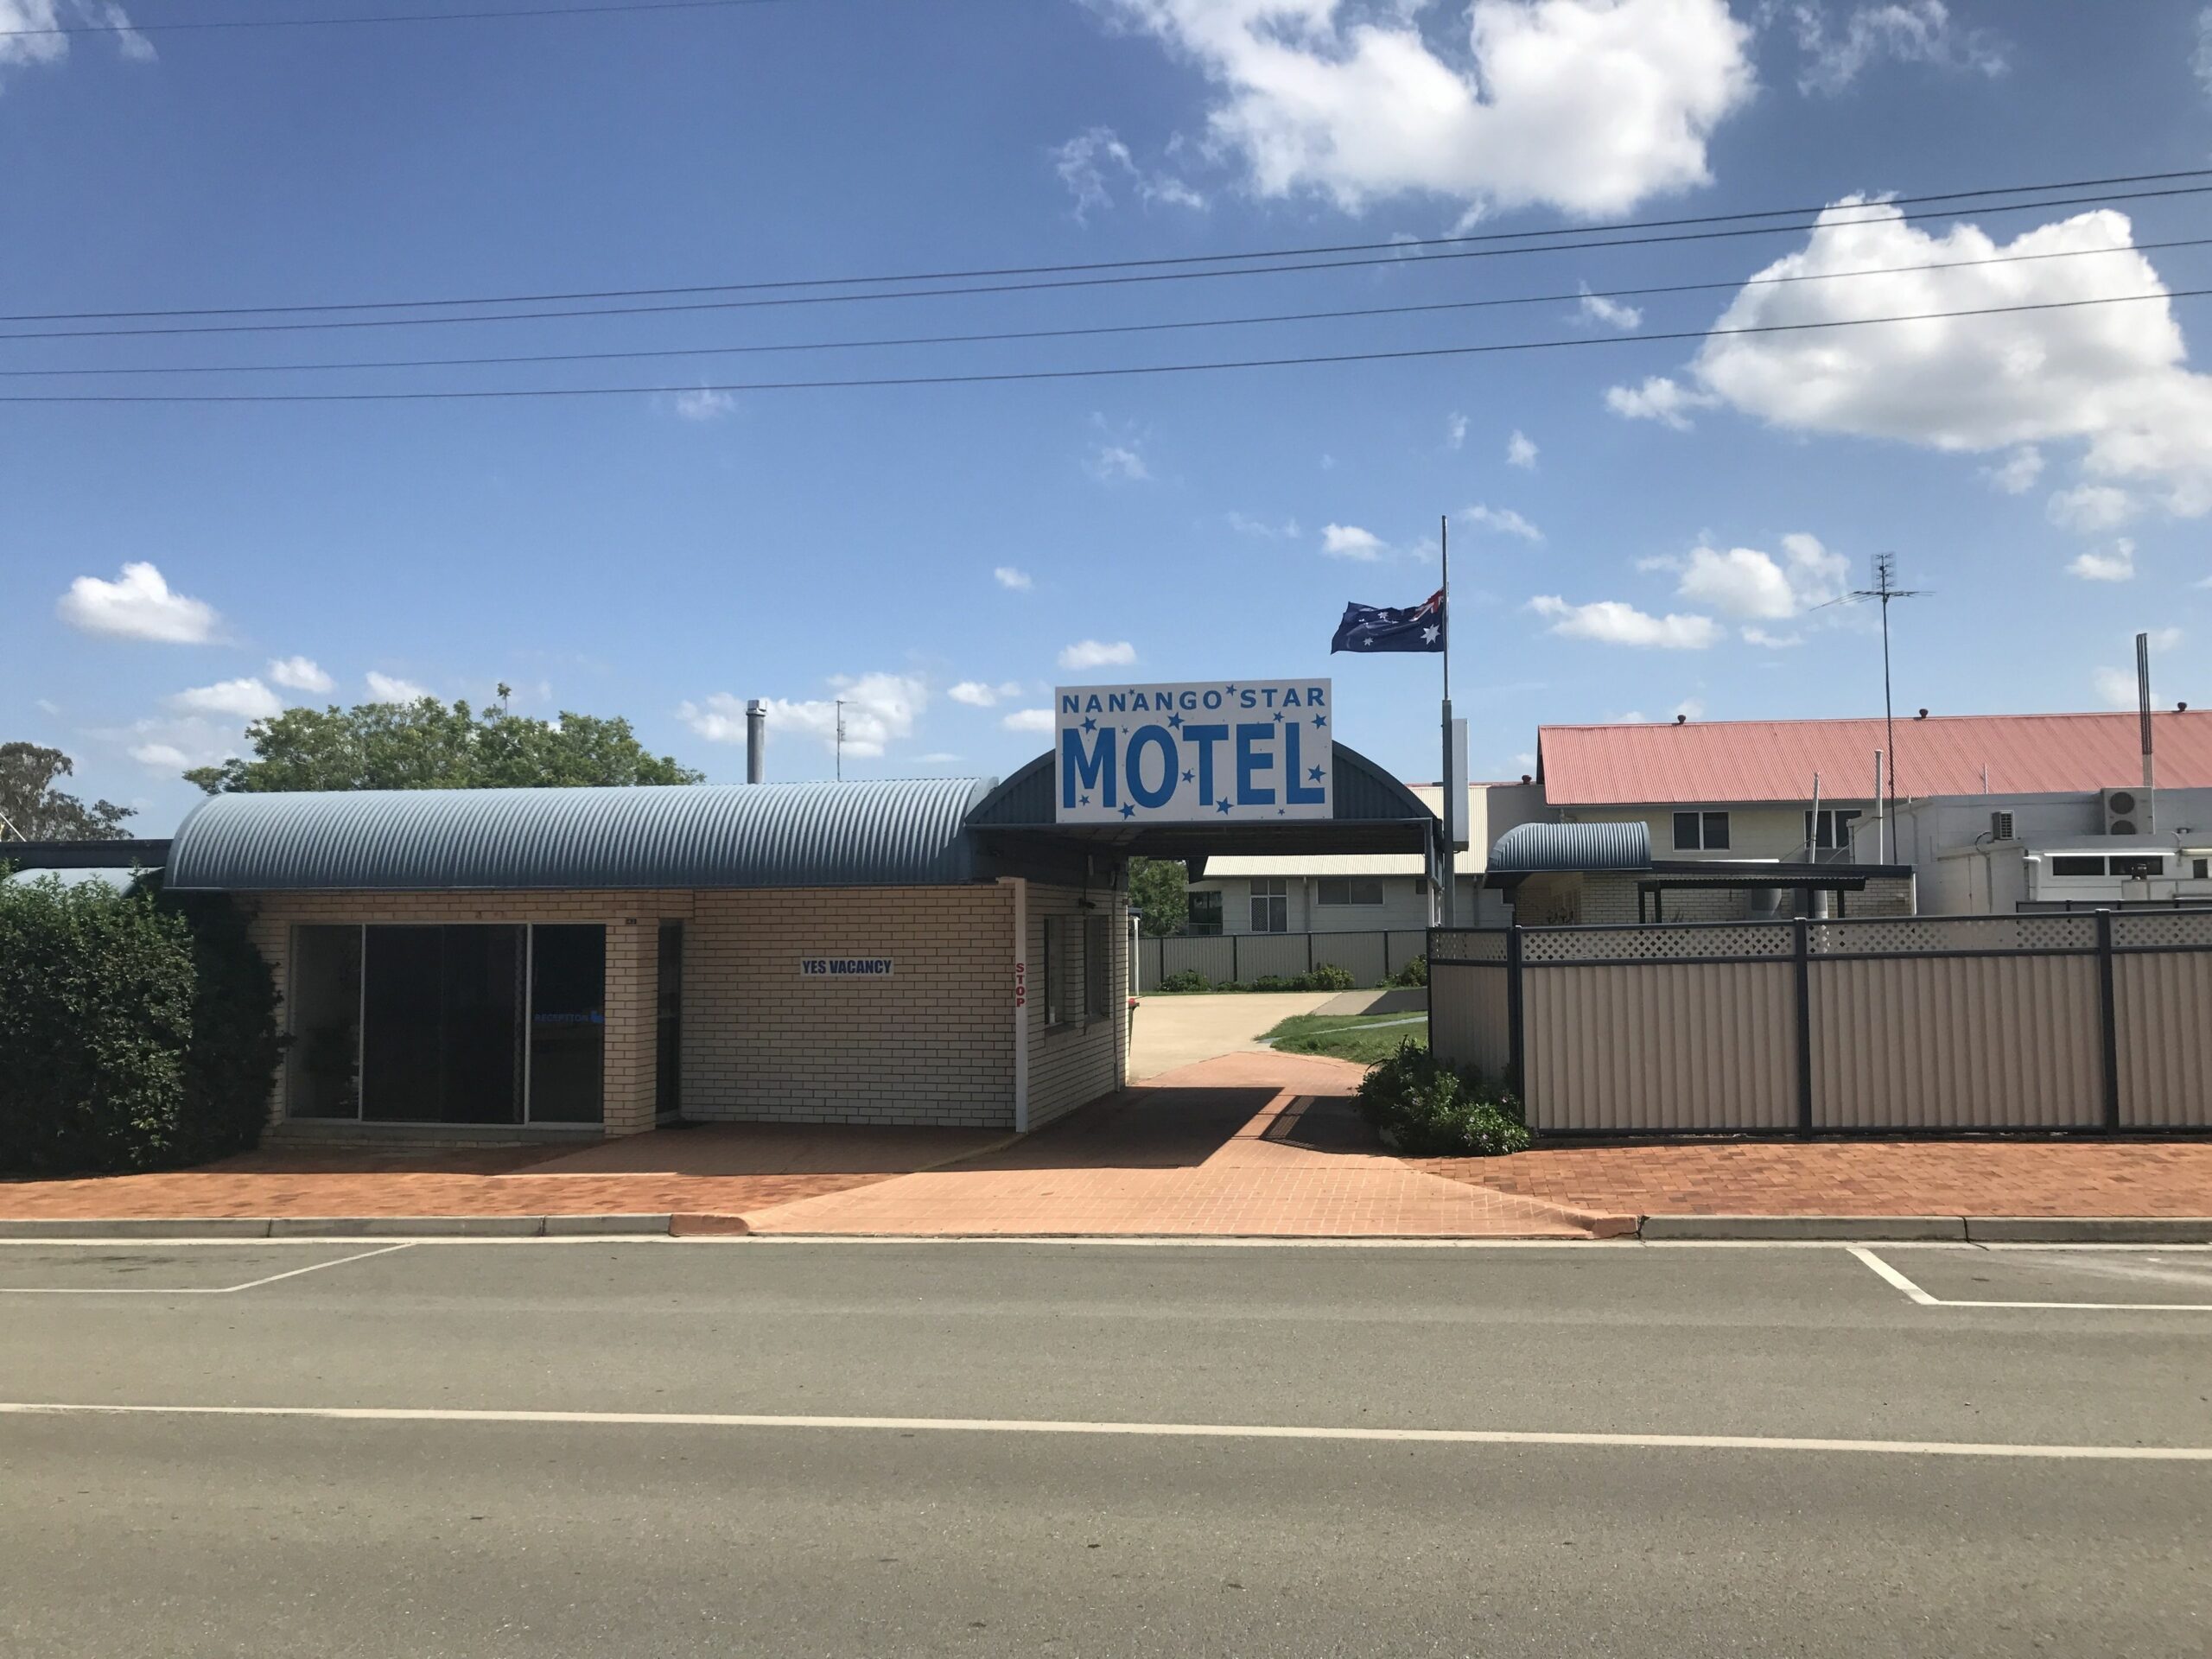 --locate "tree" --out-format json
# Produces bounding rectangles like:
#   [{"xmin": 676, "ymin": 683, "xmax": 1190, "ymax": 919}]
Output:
[
  {"xmin": 182, "ymin": 690, "xmax": 705, "ymax": 794},
  {"xmin": 1127, "ymin": 855, "xmax": 1191, "ymax": 938},
  {"xmin": 0, "ymin": 743, "xmax": 137, "ymax": 840}
]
